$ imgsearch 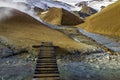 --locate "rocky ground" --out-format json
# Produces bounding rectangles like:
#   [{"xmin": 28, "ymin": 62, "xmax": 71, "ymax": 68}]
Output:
[
  {"xmin": 57, "ymin": 51, "xmax": 120, "ymax": 80},
  {"xmin": 0, "ymin": 43, "xmax": 36, "ymax": 80}
]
